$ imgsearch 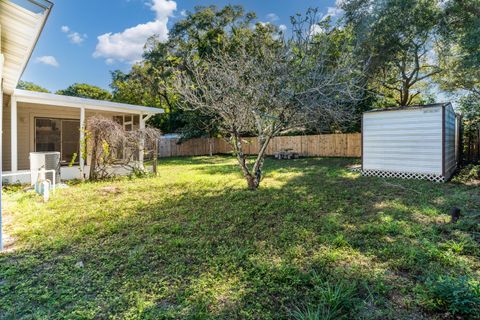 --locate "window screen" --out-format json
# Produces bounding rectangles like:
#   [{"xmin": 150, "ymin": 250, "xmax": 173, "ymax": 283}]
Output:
[
  {"xmin": 35, "ymin": 118, "xmax": 61, "ymax": 153},
  {"xmin": 35, "ymin": 118, "xmax": 80, "ymax": 164},
  {"xmin": 61, "ymin": 120, "xmax": 80, "ymax": 163}
]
